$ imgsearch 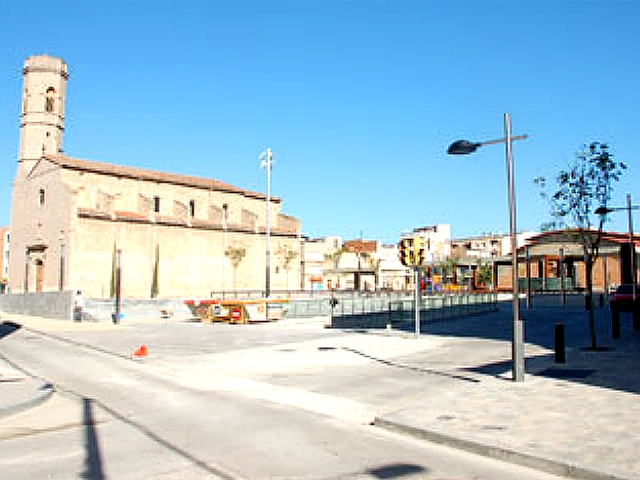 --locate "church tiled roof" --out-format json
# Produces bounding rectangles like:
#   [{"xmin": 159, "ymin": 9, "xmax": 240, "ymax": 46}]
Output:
[{"xmin": 43, "ymin": 154, "xmax": 280, "ymax": 203}]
